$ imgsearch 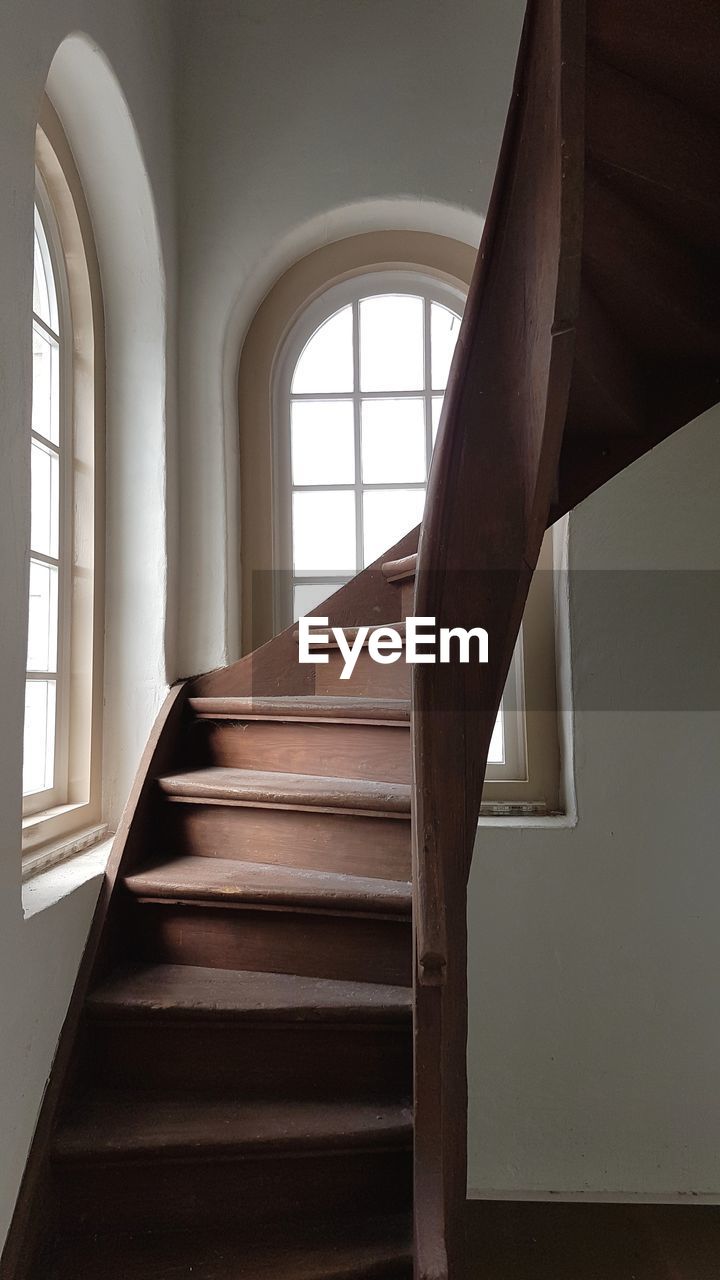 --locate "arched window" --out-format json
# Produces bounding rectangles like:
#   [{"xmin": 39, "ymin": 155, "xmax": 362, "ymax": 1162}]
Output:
[
  {"xmin": 23, "ymin": 105, "xmax": 104, "ymax": 863},
  {"xmin": 275, "ymin": 271, "xmax": 522, "ymax": 773},
  {"xmin": 275, "ymin": 272, "xmax": 464, "ymax": 621},
  {"xmin": 254, "ymin": 245, "xmax": 563, "ymax": 813}
]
